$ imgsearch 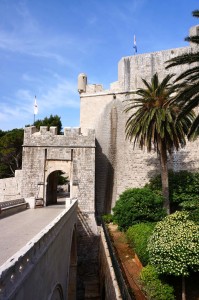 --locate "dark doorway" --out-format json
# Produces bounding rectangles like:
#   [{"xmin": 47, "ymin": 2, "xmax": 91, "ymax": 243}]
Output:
[{"xmin": 46, "ymin": 171, "xmax": 58, "ymax": 206}]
